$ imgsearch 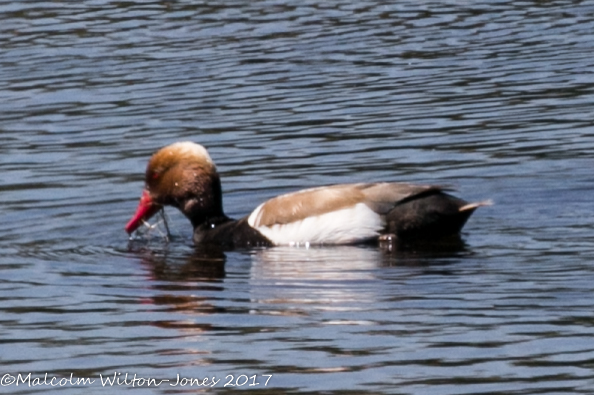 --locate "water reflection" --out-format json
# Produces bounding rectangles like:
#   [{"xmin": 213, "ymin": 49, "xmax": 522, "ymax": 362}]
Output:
[
  {"xmin": 132, "ymin": 239, "xmax": 470, "ymax": 283},
  {"xmin": 129, "ymin": 241, "xmax": 472, "ymax": 324},
  {"xmin": 137, "ymin": 246, "xmax": 227, "ymax": 283}
]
